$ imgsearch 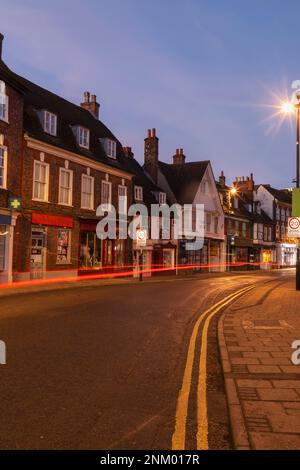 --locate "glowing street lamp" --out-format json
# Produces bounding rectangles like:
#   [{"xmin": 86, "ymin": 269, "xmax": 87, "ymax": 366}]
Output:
[{"xmin": 280, "ymin": 83, "xmax": 300, "ymax": 290}]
